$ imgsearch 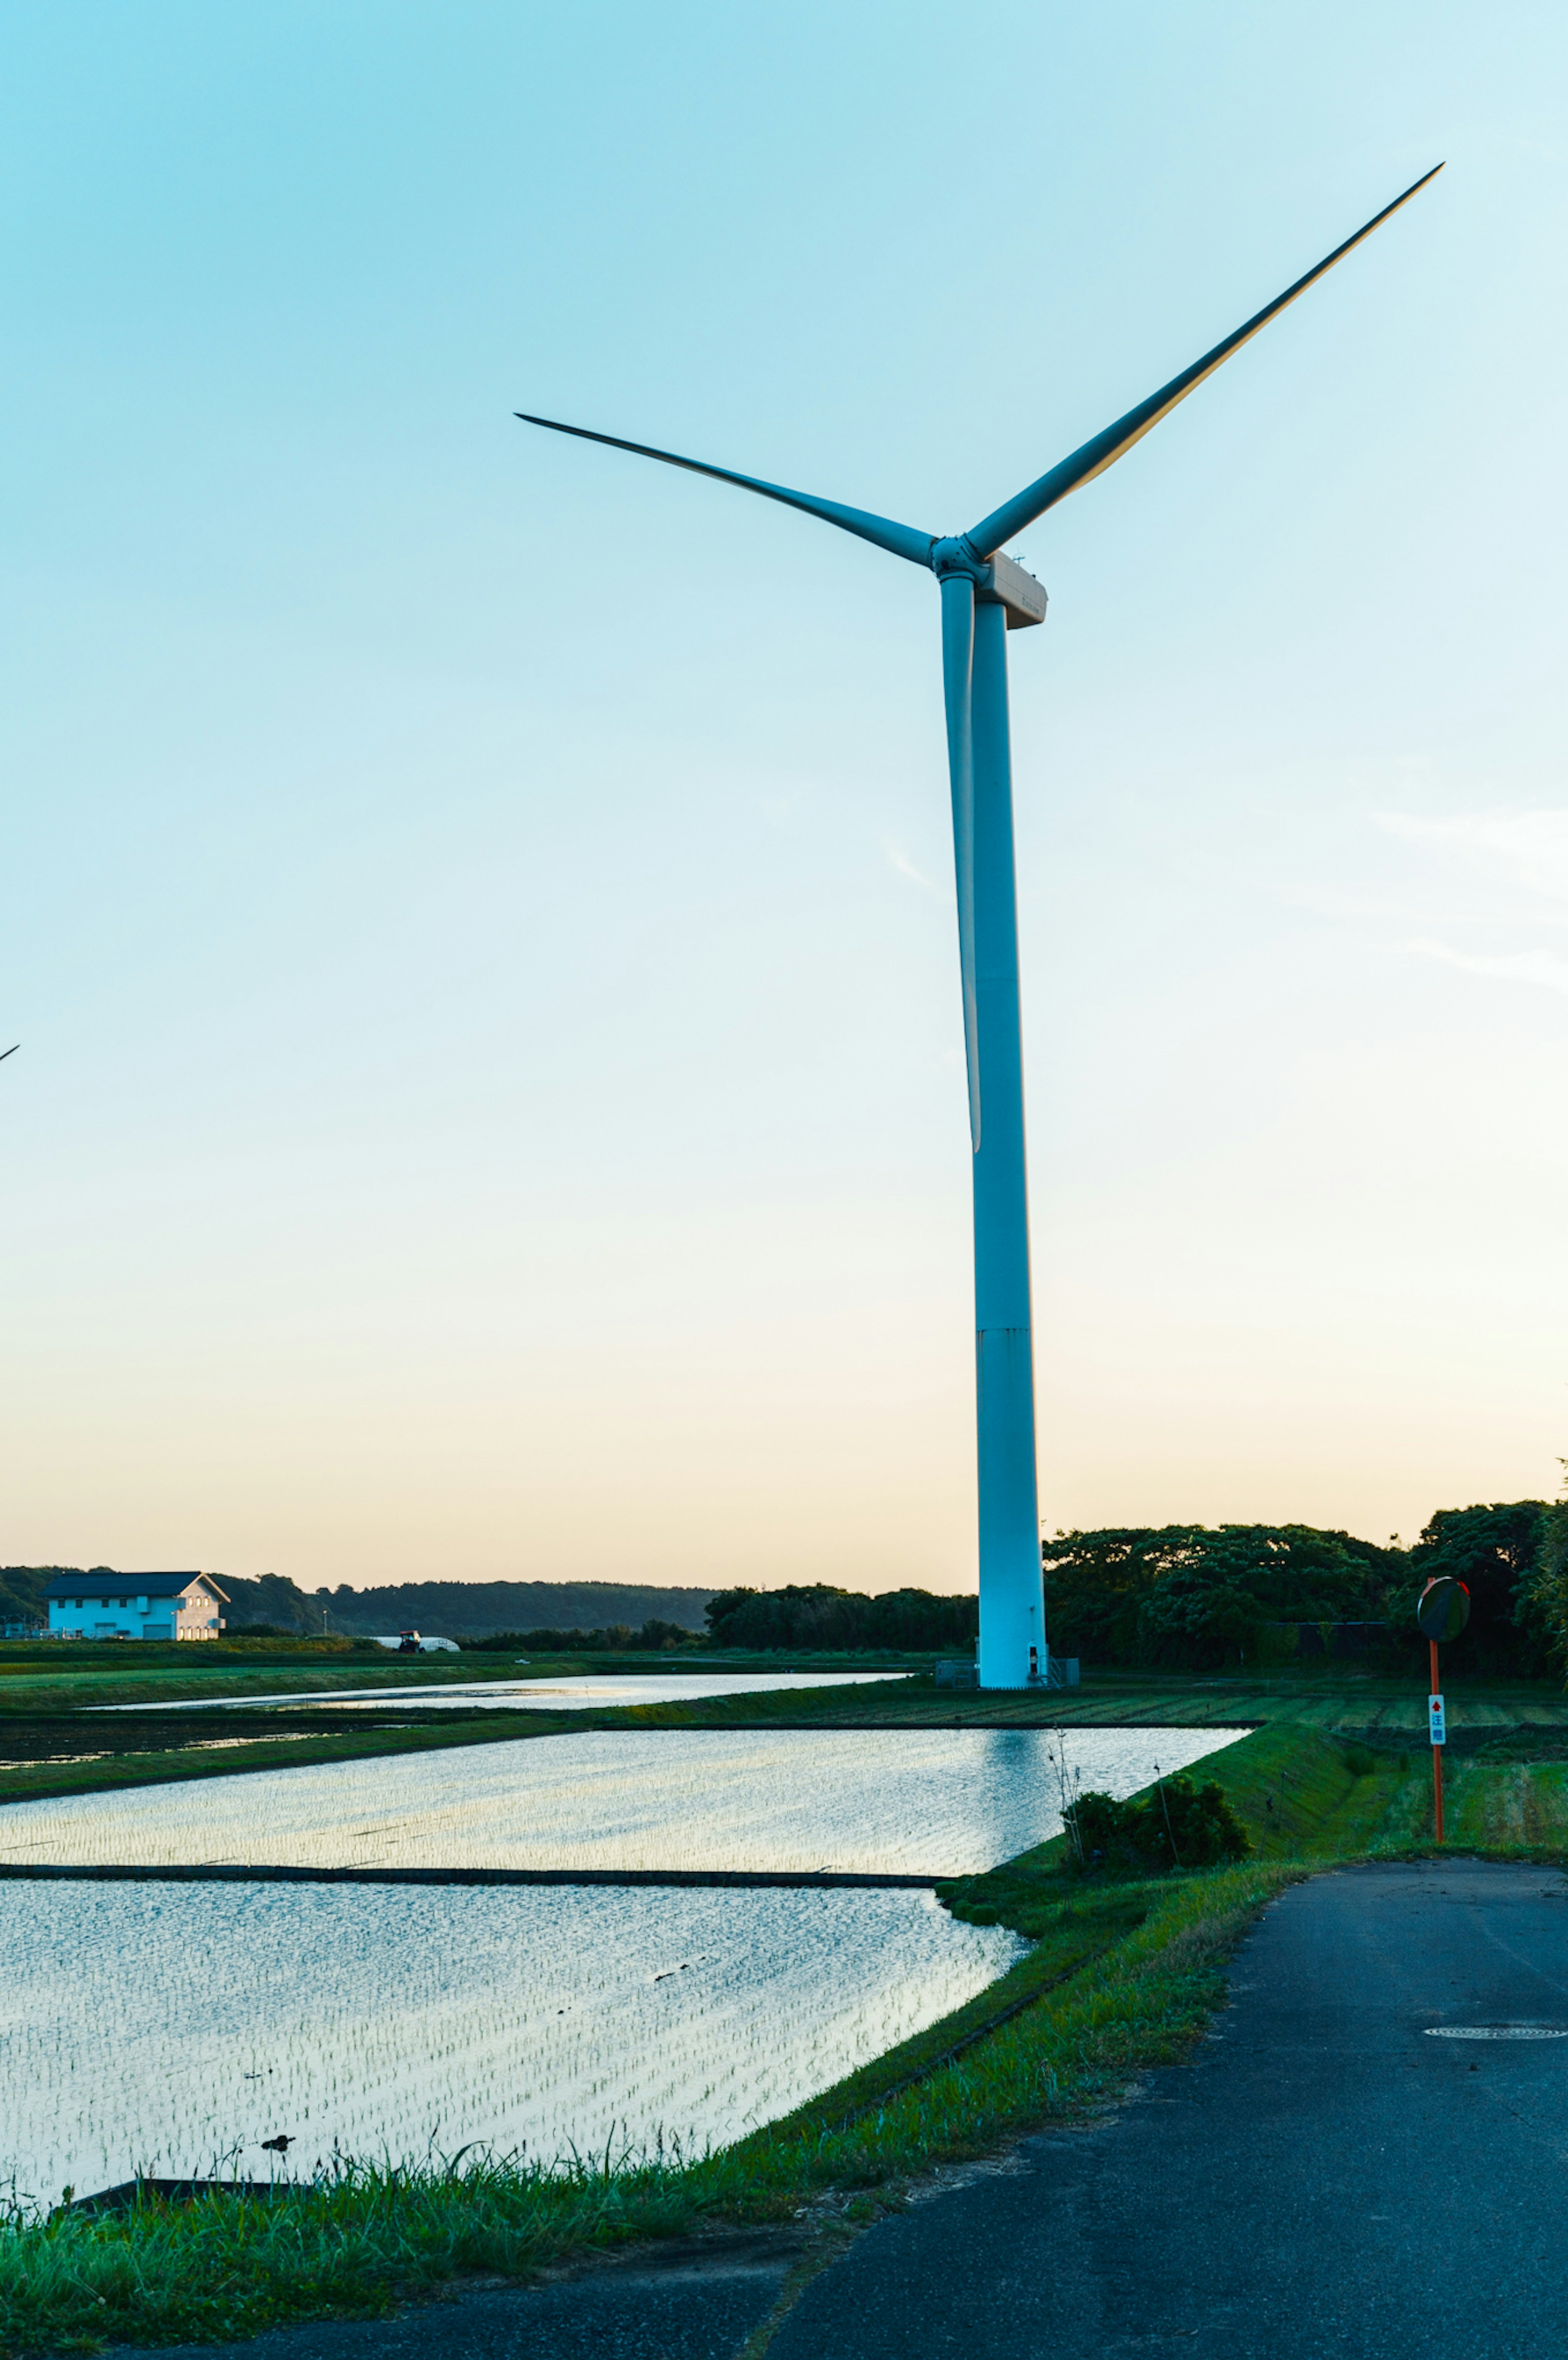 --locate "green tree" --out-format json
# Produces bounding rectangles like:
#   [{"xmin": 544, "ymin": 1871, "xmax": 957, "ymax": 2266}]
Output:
[
  {"xmin": 1515, "ymin": 1466, "xmax": 1568, "ymax": 1676},
  {"xmin": 1135, "ymin": 1525, "xmax": 1383, "ymax": 1669},
  {"xmin": 702, "ymin": 1584, "xmax": 978, "ymax": 1652},
  {"xmin": 1043, "ymin": 1523, "xmax": 1396, "ymax": 1670},
  {"xmin": 1402, "ymin": 1500, "xmax": 1549, "ymax": 1672},
  {"xmin": 1041, "ymin": 1527, "xmax": 1200, "ymax": 1662}
]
